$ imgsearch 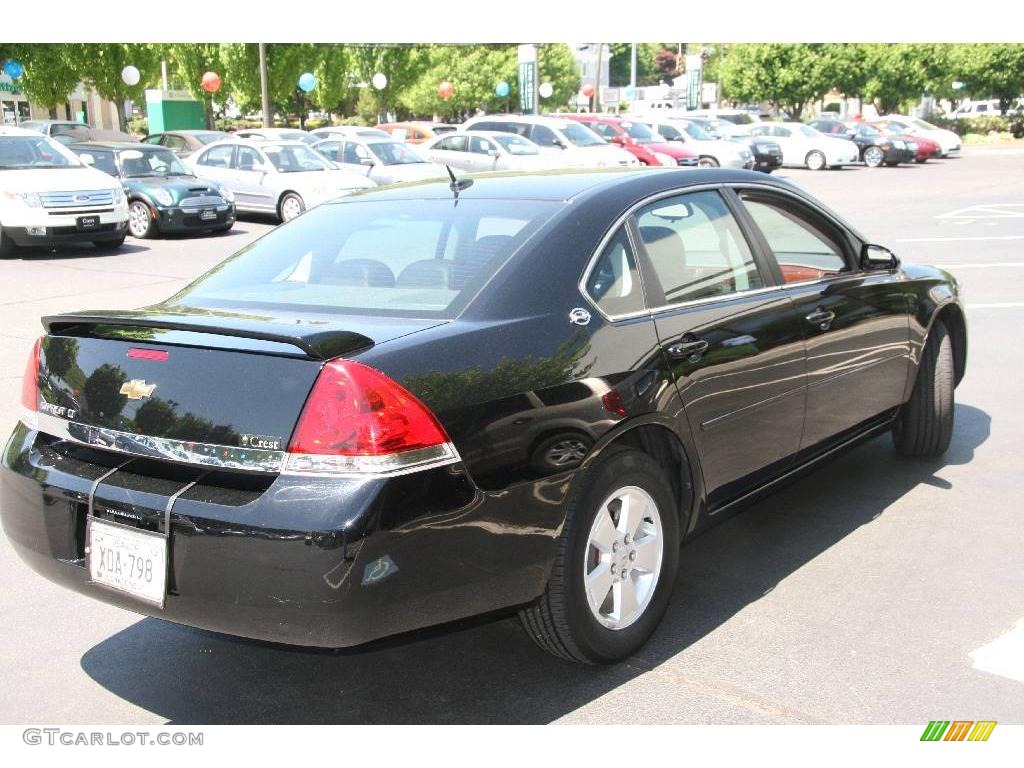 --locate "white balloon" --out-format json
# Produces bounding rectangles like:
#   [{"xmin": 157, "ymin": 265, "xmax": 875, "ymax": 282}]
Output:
[
  {"xmin": 538, "ymin": 82, "xmax": 553, "ymax": 99},
  {"xmin": 372, "ymin": 73, "xmax": 387, "ymax": 90},
  {"xmin": 121, "ymin": 65, "xmax": 140, "ymax": 86}
]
